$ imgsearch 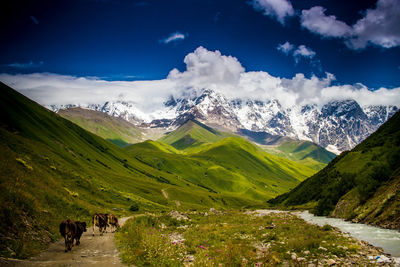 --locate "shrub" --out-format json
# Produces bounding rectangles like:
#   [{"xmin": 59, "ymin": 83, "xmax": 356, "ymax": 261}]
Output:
[{"xmin": 129, "ymin": 203, "xmax": 139, "ymax": 212}]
